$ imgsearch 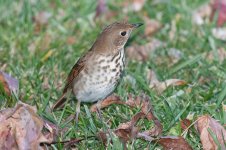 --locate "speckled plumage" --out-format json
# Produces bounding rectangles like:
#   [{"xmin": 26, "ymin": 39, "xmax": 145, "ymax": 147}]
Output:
[{"xmin": 52, "ymin": 22, "xmax": 142, "ymax": 117}]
